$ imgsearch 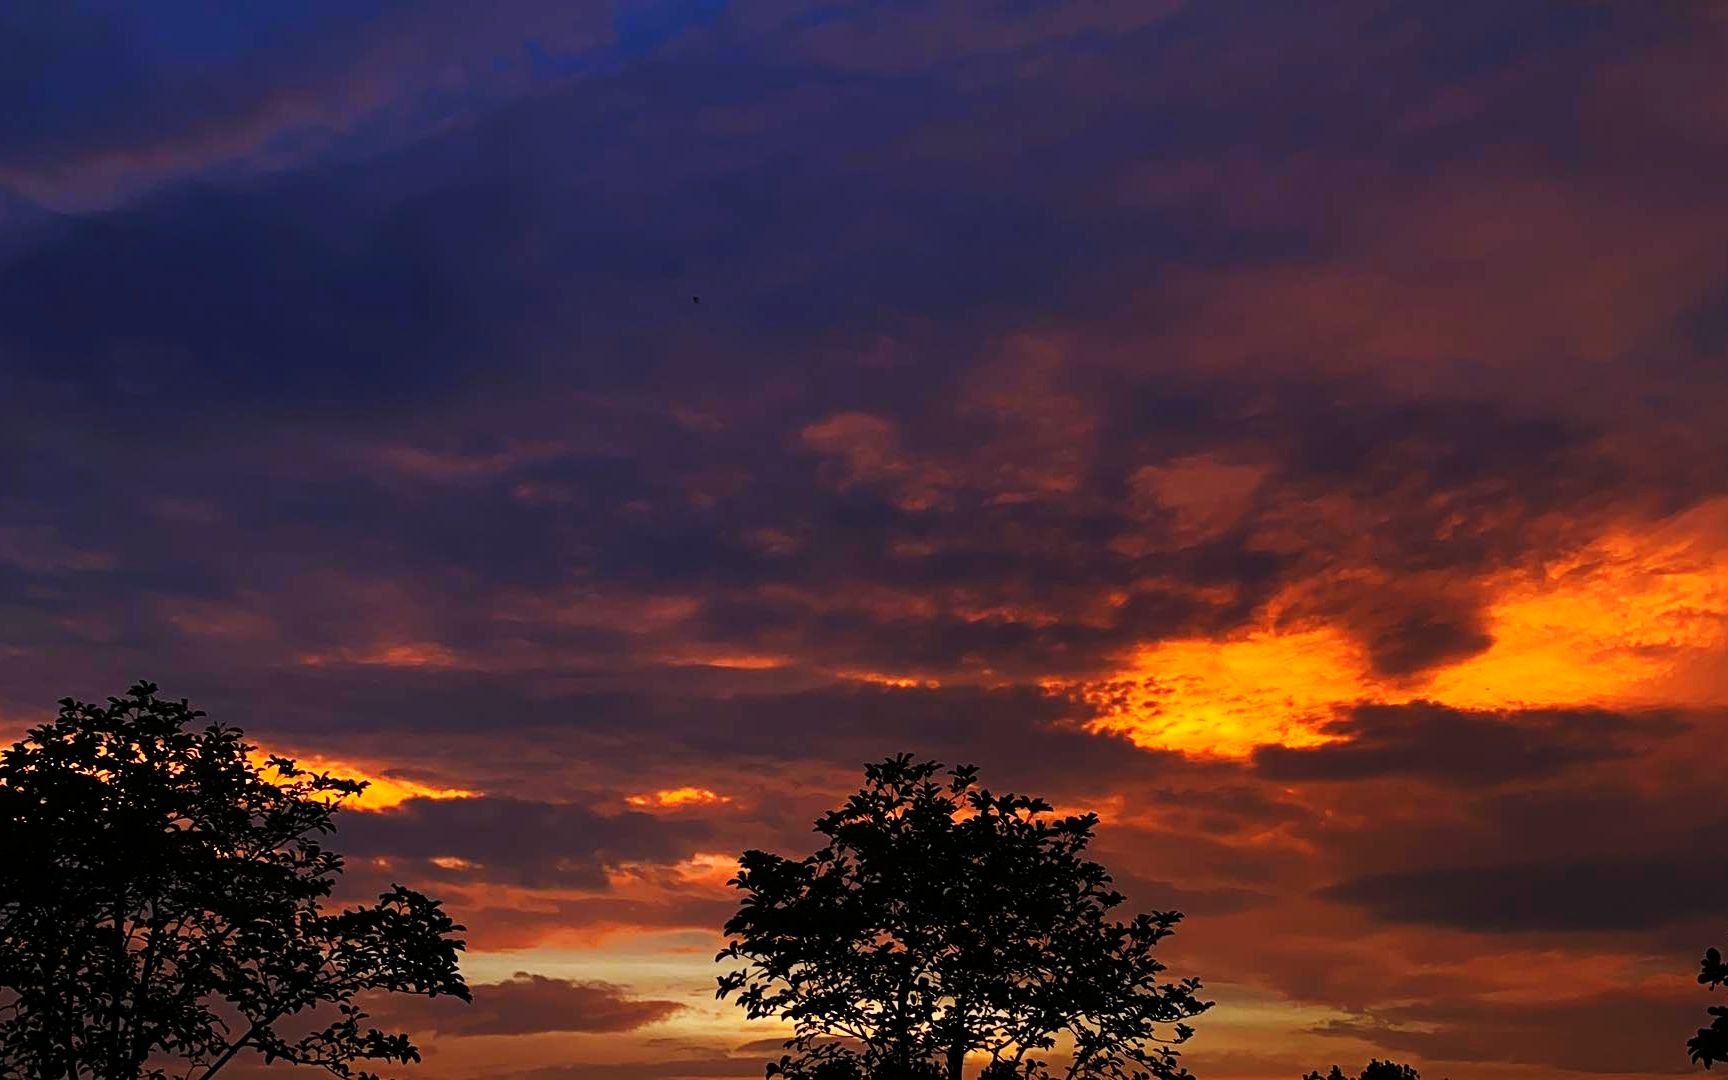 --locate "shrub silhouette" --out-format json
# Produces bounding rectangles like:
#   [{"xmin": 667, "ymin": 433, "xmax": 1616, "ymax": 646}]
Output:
[
  {"xmin": 716, "ymin": 755, "xmax": 1210, "ymax": 1080},
  {"xmin": 1693, "ymin": 939, "xmax": 1728, "ymax": 1067},
  {"xmin": 0, "ymin": 682, "xmax": 469, "ymax": 1079}
]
